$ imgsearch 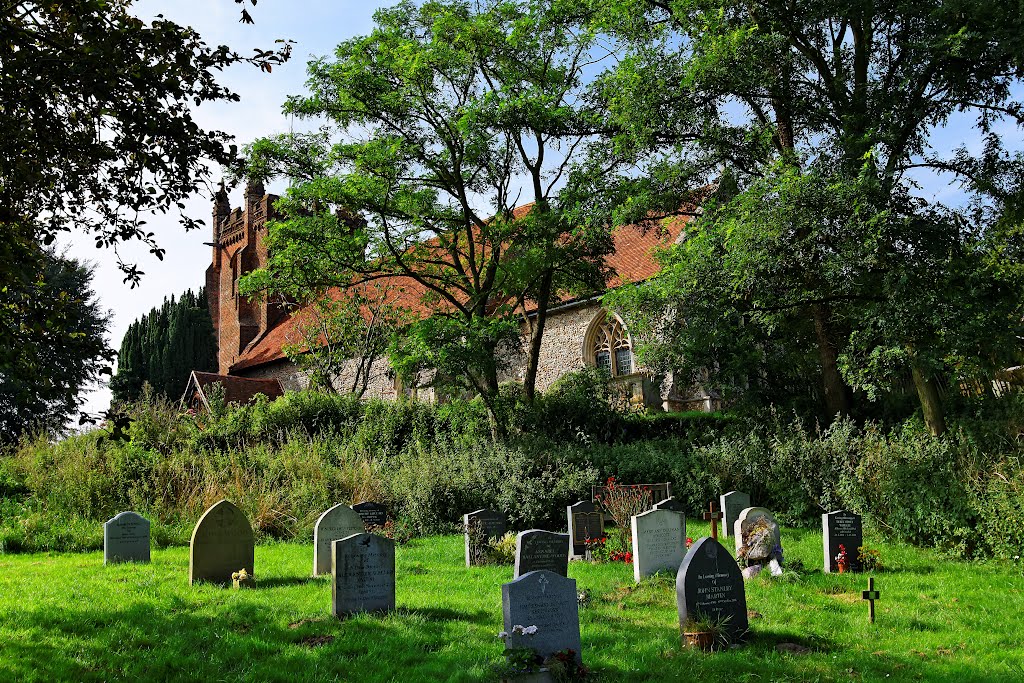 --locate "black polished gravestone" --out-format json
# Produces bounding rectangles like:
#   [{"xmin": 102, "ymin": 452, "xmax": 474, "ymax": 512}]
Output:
[
  {"xmin": 514, "ymin": 530, "xmax": 570, "ymax": 579},
  {"xmin": 566, "ymin": 501, "xmax": 605, "ymax": 559},
  {"xmin": 676, "ymin": 537, "xmax": 748, "ymax": 643},
  {"xmin": 823, "ymin": 510, "xmax": 864, "ymax": 573},
  {"xmin": 653, "ymin": 496, "xmax": 685, "ymax": 513},
  {"xmin": 464, "ymin": 508, "xmax": 507, "ymax": 567},
  {"xmin": 352, "ymin": 501, "xmax": 388, "ymax": 530}
]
